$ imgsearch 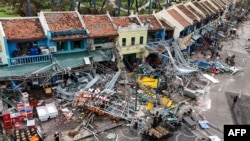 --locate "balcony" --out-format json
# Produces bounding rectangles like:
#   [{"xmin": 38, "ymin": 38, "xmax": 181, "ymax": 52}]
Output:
[{"xmin": 8, "ymin": 54, "xmax": 52, "ymax": 67}]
